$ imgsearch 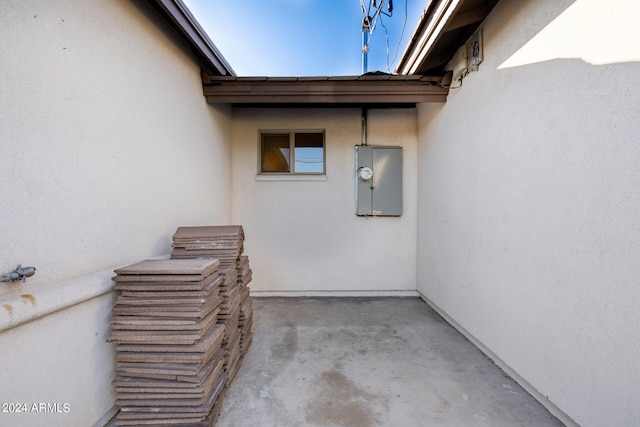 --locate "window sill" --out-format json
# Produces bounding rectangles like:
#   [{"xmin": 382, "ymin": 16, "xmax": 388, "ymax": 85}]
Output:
[{"xmin": 256, "ymin": 174, "xmax": 327, "ymax": 182}]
